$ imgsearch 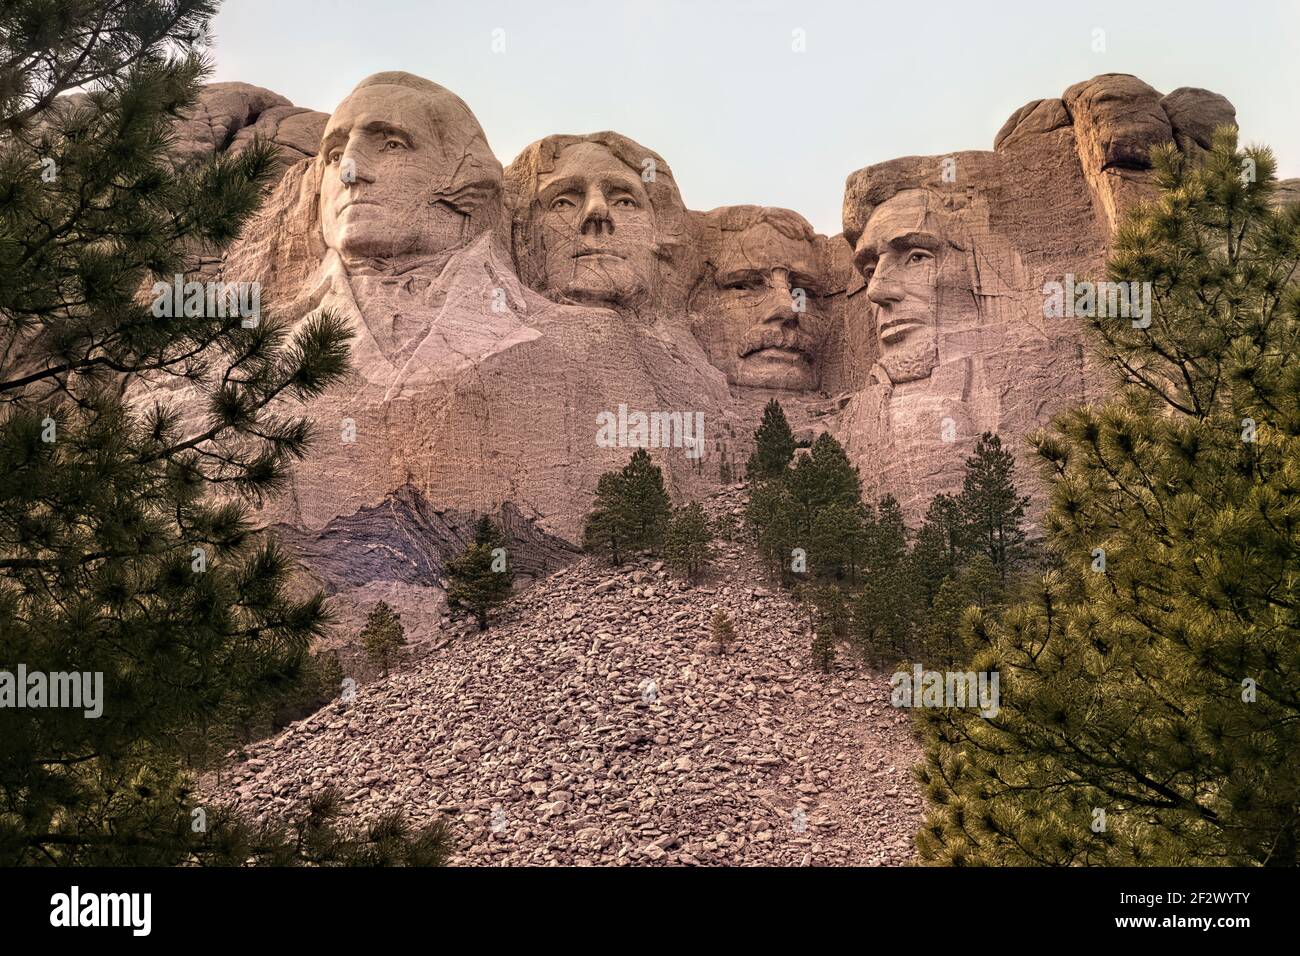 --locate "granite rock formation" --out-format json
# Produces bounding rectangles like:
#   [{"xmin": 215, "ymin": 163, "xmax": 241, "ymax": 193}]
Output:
[
  {"xmin": 181, "ymin": 70, "xmax": 1281, "ymax": 603},
  {"xmin": 209, "ymin": 487, "xmax": 924, "ymax": 866},
  {"xmin": 835, "ymin": 73, "xmax": 1245, "ymax": 518}
]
